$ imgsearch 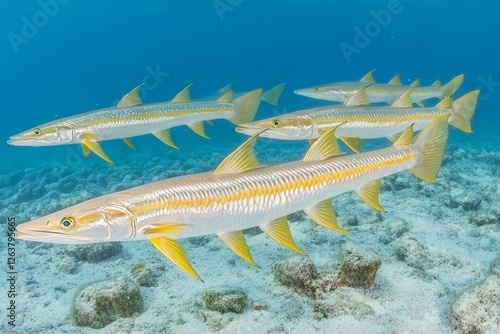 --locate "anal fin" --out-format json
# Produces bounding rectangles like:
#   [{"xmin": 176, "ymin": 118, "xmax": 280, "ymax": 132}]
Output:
[
  {"xmin": 153, "ymin": 130, "xmax": 180, "ymax": 150},
  {"xmin": 340, "ymin": 137, "xmax": 362, "ymax": 153},
  {"xmin": 123, "ymin": 138, "xmax": 136, "ymax": 150},
  {"xmin": 149, "ymin": 237, "xmax": 202, "ymax": 281},
  {"xmin": 259, "ymin": 217, "xmax": 304, "ymax": 254},
  {"xmin": 354, "ymin": 179, "xmax": 385, "ymax": 212},
  {"xmin": 81, "ymin": 144, "xmax": 91, "ymax": 158},
  {"xmin": 218, "ymin": 230, "xmax": 257, "ymax": 266},
  {"xmin": 188, "ymin": 121, "xmax": 210, "ymax": 140},
  {"xmin": 81, "ymin": 139, "xmax": 114, "ymax": 165},
  {"xmin": 304, "ymin": 200, "xmax": 349, "ymax": 234}
]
